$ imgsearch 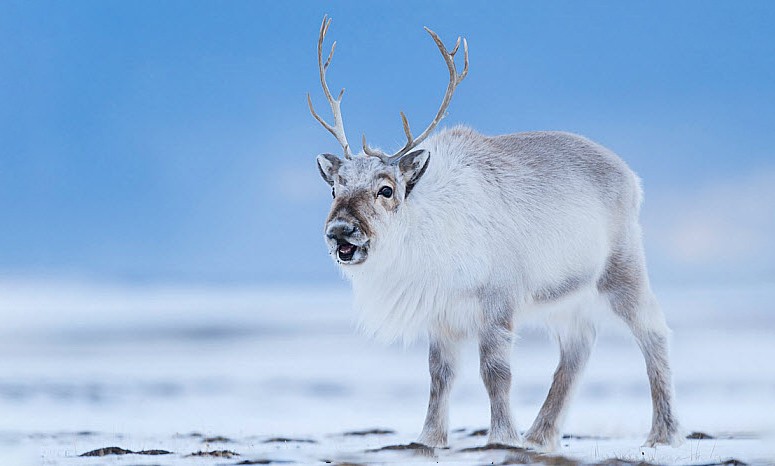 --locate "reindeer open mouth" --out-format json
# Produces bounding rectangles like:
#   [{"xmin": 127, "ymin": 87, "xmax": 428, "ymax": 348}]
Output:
[
  {"xmin": 331, "ymin": 237, "xmax": 368, "ymax": 265},
  {"xmin": 337, "ymin": 241, "xmax": 357, "ymax": 262},
  {"xmin": 325, "ymin": 218, "xmax": 370, "ymax": 265}
]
